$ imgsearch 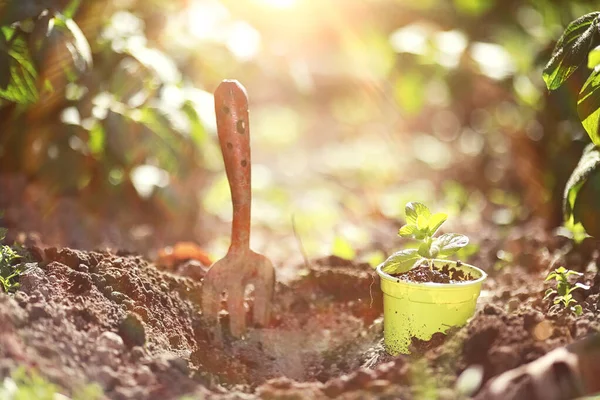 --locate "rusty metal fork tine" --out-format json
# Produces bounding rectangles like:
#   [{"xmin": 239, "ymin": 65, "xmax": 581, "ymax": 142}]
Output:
[
  {"xmin": 252, "ymin": 260, "xmax": 275, "ymax": 326},
  {"xmin": 201, "ymin": 270, "xmax": 221, "ymax": 324},
  {"xmin": 227, "ymin": 282, "xmax": 247, "ymax": 338}
]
